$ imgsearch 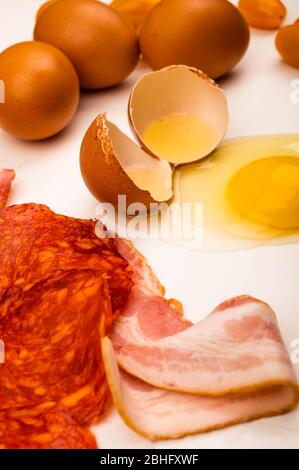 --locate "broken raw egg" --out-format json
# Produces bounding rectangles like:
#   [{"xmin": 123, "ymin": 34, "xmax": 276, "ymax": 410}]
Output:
[
  {"xmin": 80, "ymin": 114, "xmax": 173, "ymax": 209},
  {"xmin": 172, "ymin": 135, "xmax": 299, "ymax": 251},
  {"xmin": 129, "ymin": 66, "xmax": 228, "ymax": 165},
  {"xmin": 80, "ymin": 66, "xmax": 228, "ymax": 209}
]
